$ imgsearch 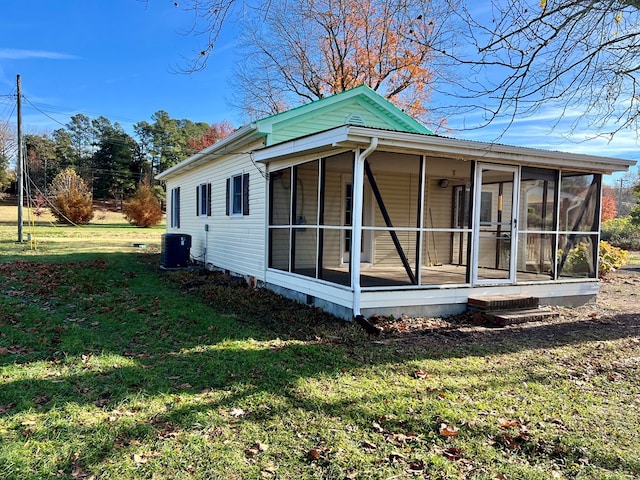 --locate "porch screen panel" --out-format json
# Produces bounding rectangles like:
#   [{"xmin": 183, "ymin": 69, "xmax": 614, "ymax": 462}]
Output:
[
  {"xmin": 364, "ymin": 152, "xmax": 421, "ymax": 228},
  {"xmin": 359, "ymin": 152, "xmax": 421, "ymax": 286},
  {"xmin": 321, "ymin": 152, "xmax": 353, "ymax": 226},
  {"xmin": 320, "ymin": 228, "xmax": 350, "ymax": 285},
  {"xmin": 421, "ymin": 232, "xmax": 468, "ymax": 284},
  {"xmin": 320, "ymin": 152, "xmax": 354, "ymax": 286},
  {"xmin": 268, "ymin": 167, "xmax": 292, "ymax": 271},
  {"xmin": 269, "ymin": 229, "xmax": 290, "ymax": 271},
  {"xmin": 516, "ymin": 167, "xmax": 558, "ymax": 281},
  {"xmin": 291, "ymin": 161, "xmax": 319, "ymax": 279},
  {"xmin": 270, "ymin": 168, "xmax": 291, "ymax": 225},
  {"xmin": 294, "ymin": 161, "xmax": 319, "ymax": 227},
  {"xmin": 558, "ymin": 173, "xmax": 601, "ymax": 279},
  {"xmin": 361, "ymin": 230, "xmax": 418, "ymax": 287},
  {"xmin": 421, "ymin": 158, "xmax": 472, "ymax": 285},
  {"xmin": 293, "ymin": 228, "xmax": 318, "ymax": 278}
]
